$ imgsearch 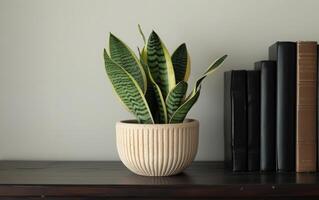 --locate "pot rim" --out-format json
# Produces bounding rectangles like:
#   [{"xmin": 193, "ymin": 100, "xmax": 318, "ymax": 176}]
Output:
[{"xmin": 116, "ymin": 118, "xmax": 199, "ymax": 128}]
